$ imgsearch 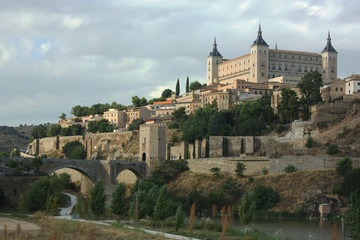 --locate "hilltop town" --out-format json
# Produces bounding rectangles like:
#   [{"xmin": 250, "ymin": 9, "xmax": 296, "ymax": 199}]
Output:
[{"xmin": 1, "ymin": 25, "xmax": 360, "ymax": 239}]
